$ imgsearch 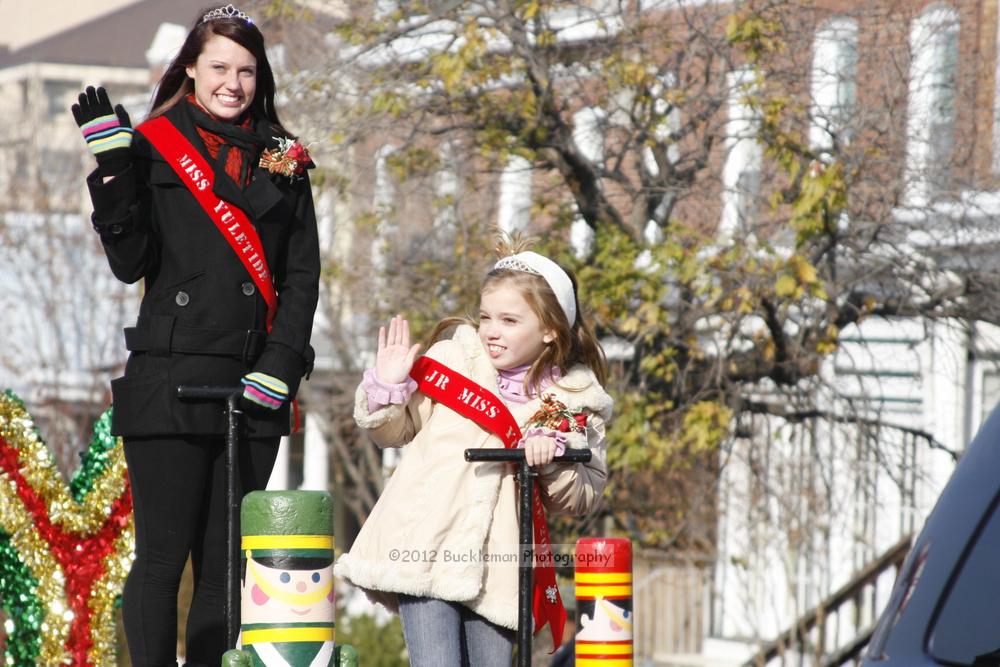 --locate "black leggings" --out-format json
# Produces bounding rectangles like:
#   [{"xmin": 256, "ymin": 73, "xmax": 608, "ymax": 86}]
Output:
[{"xmin": 122, "ymin": 435, "xmax": 278, "ymax": 667}]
